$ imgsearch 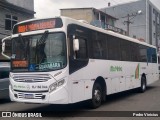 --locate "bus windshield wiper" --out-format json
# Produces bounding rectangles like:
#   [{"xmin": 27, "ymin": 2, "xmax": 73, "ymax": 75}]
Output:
[
  {"xmin": 19, "ymin": 34, "xmax": 25, "ymax": 50},
  {"xmin": 37, "ymin": 30, "xmax": 49, "ymax": 45},
  {"xmin": 35, "ymin": 30, "xmax": 49, "ymax": 63}
]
